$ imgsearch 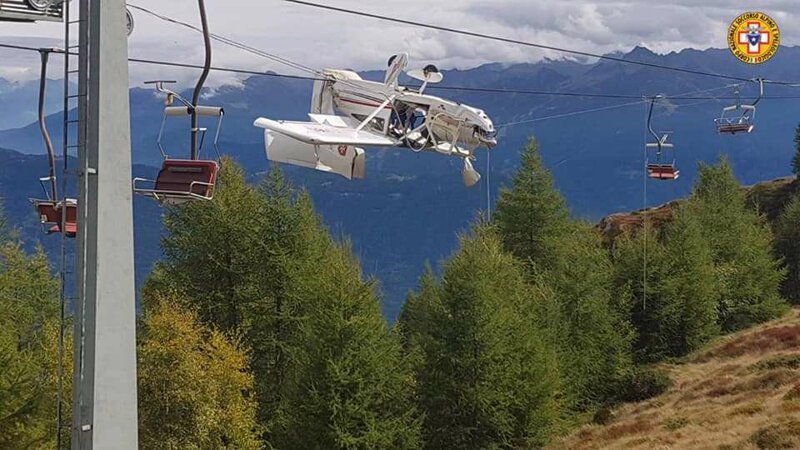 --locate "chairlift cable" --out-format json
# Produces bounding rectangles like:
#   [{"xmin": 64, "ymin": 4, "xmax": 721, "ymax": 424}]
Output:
[
  {"xmin": 132, "ymin": 2, "xmax": 800, "ymax": 91},
  {"xmin": 498, "ymin": 83, "xmax": 739, "ymax": 128},
  {"xmin": 486, "ymin": 150, "xmax": 491, "ymax": 221},
  {"xmin": 1, "ymin": 42, "xmax": 794, "ymax": 135},
  {"xmin": 2, "ymin": 42, "xmax": 798, "ymax": 103},
  {"xmin": 497, "ymin": 100, "xmax": 644, "ymax": 128},
  {"xmin": 642, "ymin": 101, "xmax": 648, "ymax": 313},
  {"xmin": 126, "ymin": 4, "xmax": 321, "ymax": 78},
  {"xmin": 117, "ymin": 7, "xmax": 800, "ymax": 100}
]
